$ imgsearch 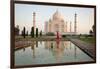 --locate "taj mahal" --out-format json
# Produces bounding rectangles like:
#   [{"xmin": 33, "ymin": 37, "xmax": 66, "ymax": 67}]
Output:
[
  {"xmin": 45, "ymin": 10, "xmax": 67, "ymax": 34},
  {"xmin": 33, "ymin": 10, "xmax": 77, "ymax": 35}
]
